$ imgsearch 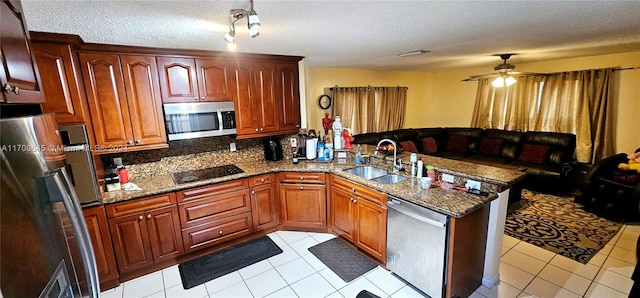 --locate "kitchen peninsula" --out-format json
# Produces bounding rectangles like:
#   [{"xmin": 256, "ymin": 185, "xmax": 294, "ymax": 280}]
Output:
[{"xmin": 99, "ymin": 147, "xmax": 525, "ymax": 297}]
